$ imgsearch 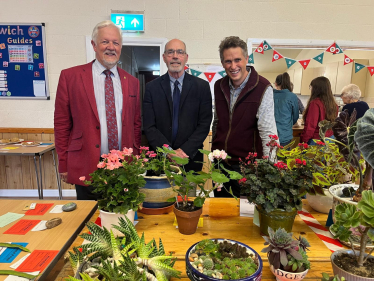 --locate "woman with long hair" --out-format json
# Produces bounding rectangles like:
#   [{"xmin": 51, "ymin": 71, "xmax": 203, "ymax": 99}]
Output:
[
  {"xmin": 273, "ymin": 72, "xmax": 299, "ymax": 147},
  {"xmin": 300, "ymin": 76, "xmax": 338, "ymax": 145}
]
